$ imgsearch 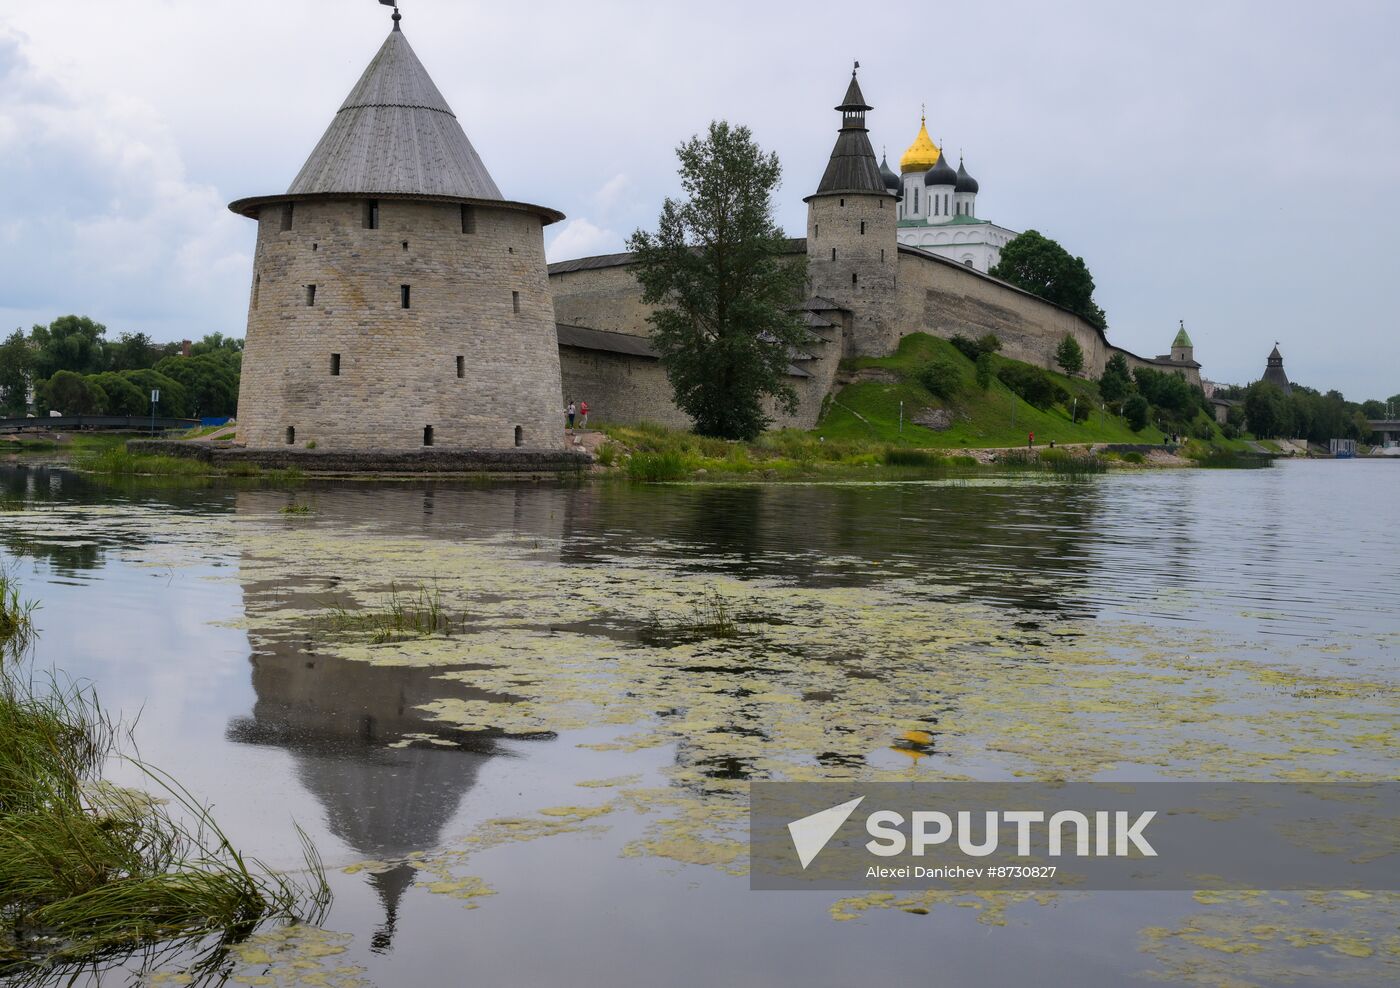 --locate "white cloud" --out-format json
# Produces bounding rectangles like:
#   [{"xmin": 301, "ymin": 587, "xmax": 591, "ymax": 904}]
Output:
[
  {"xmin": 545, "ymin": 218, "xmax": 621, "ymax": 263},
  {"xmin": 594, "ymin": 173, "xmax": 629, "ymax": 211},
  {"xmin": 0, "ymin": 26, "xmax": 249, "ymax": 338}
]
